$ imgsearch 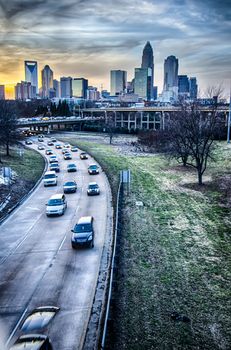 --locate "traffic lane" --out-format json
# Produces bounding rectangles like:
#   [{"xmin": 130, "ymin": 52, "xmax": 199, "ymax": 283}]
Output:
[{"xmin": 1, "ymin": 138, "xmax": 111, "ymax": 349}]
